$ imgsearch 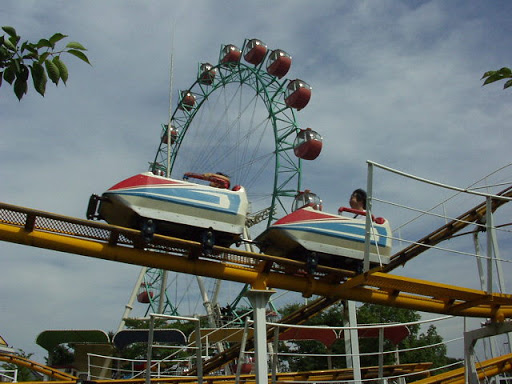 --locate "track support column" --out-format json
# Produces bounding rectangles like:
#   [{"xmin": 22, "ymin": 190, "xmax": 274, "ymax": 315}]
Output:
[
  {"xmin": 464, "ymin": 321, "xmax": 512, "ymax": 384},
  {"xmin": 246, "ymin": 289, "xmax": 275, "ymax": 384}
]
